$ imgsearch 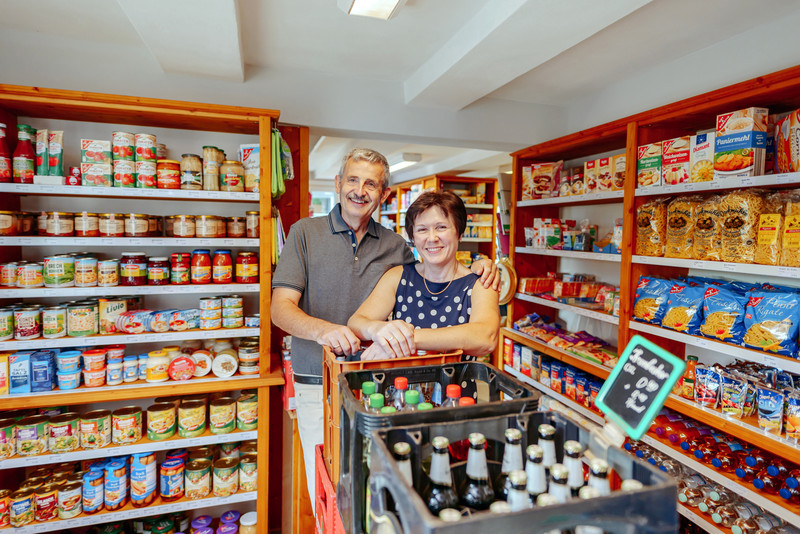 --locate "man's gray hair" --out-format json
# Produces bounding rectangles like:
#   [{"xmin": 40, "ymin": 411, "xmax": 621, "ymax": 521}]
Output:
[{"xmin": 338, "ymin": 148, "xmax": 390, "ymax": 189}]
